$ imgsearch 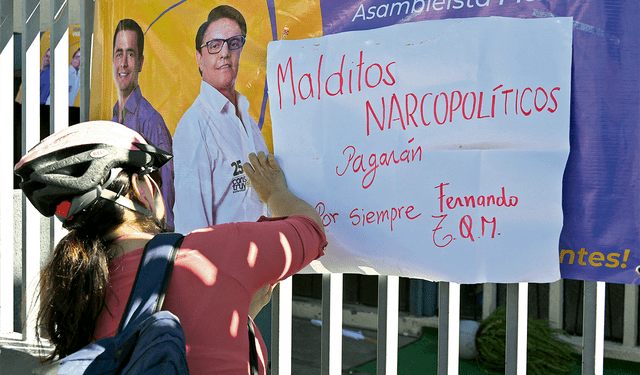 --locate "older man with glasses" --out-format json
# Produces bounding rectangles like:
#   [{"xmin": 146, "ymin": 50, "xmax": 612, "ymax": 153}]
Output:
[
  {"xmin": 67, "ymin": 48, "xmax": 81, "ymax": 105},
  {"xmin": 173, "ymin": 5, "xmax": 269, "ymax": 231},
  {"xmin": 172, "ymin": 7, "xmax": 272, "ymax": 371}
]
